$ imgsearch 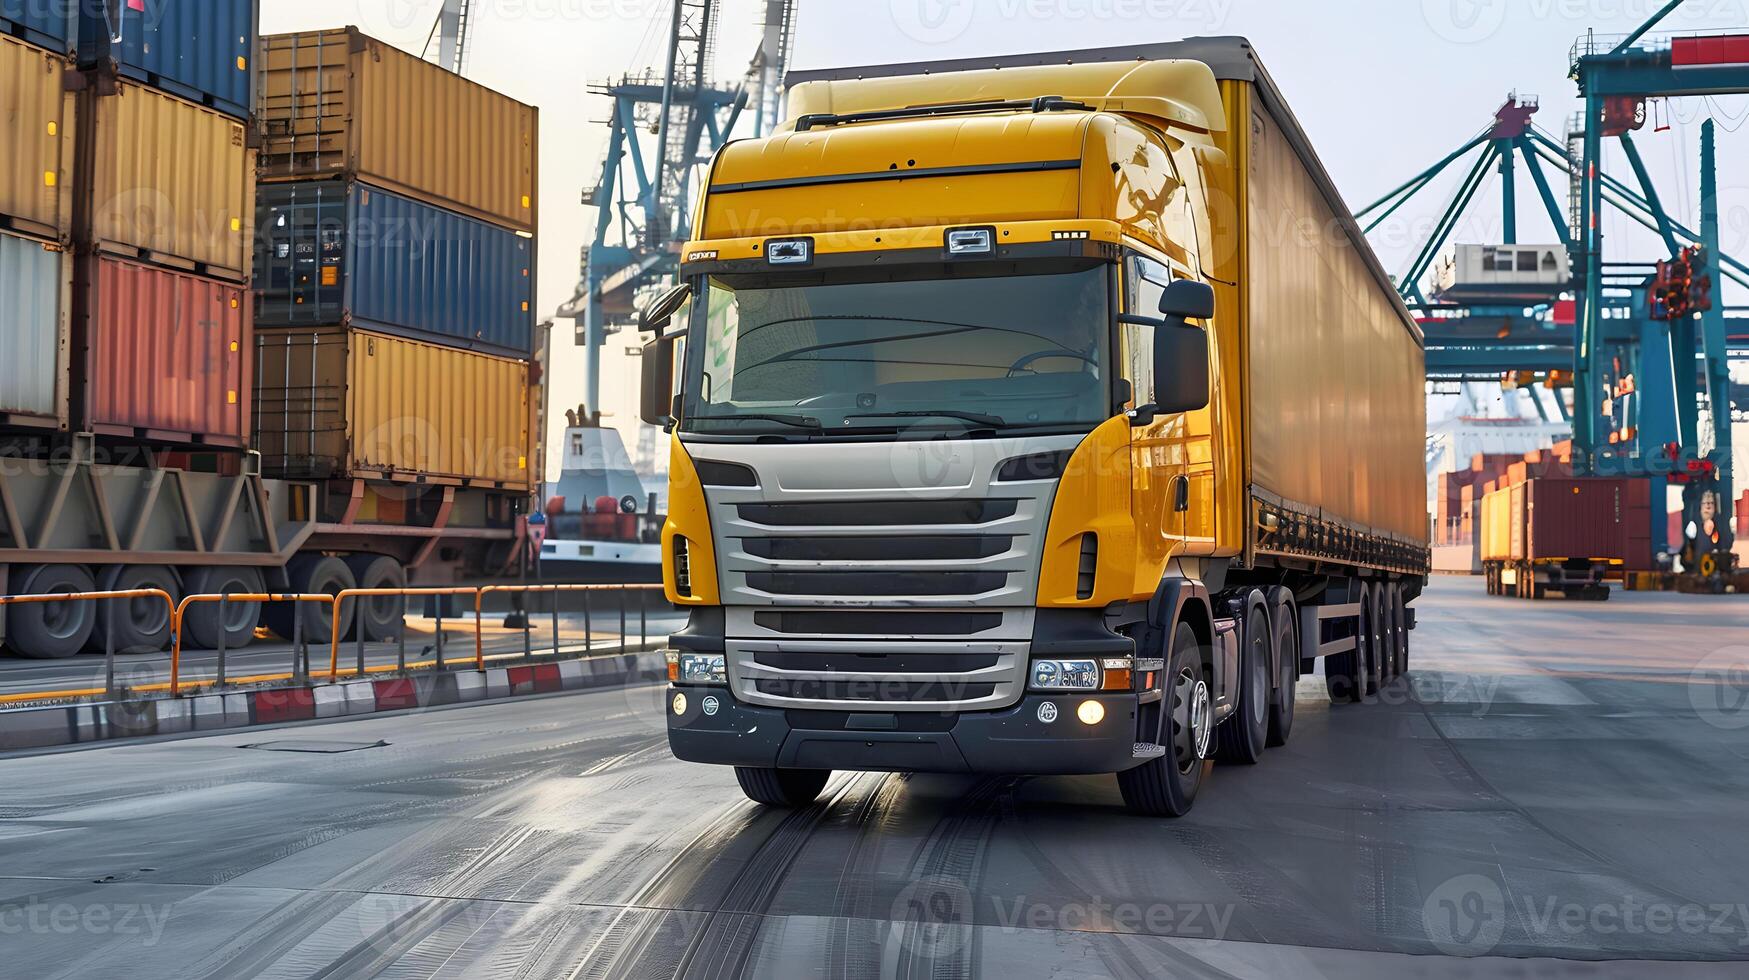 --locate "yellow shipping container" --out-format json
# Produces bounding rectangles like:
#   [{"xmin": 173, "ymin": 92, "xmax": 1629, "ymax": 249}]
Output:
[
  {"xmin": 254, "ymin": 326, "xmax": 532, "ymax": 488},
  {"xmin": 0, "ymin": 34, "xmax": 75, "ymax": 243},
  {"xmin": 256, "ymin": 28, "xmax": 538, "ymax": 234},
  {"xmin": 80, "ymin": 80, "xmax": 254, "ymax": 282},
  {"xmin": 1481, "ymin": 487, "xmax": 1514, "ymax": 562}
]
